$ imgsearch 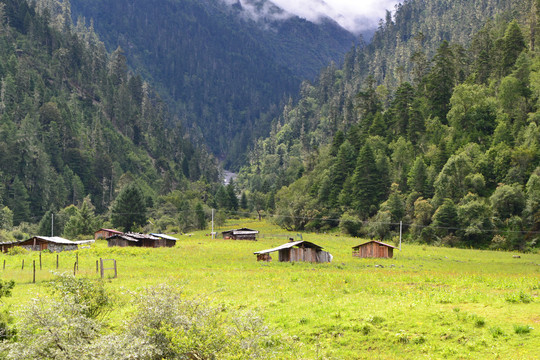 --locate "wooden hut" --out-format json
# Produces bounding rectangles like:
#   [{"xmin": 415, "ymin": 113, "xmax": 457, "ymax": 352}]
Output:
[
  {"xmin": 2, "ymin": 236, "xmax": 78, "ymax": 252},
  {"xmin": 254, "ymin": 240, "xmax": 332, "ymax": 263},
  {"xmin": 150, "ymin": 233, "xmax": 177, "ymax": 247},
  {"xmin": 222, "ymin": 228, "xmax": 259, "ymax": 241},
  {"xmin": 352, "ymin": 240, "xmax": 397, "ymax": 258},
  {"xmin": 94, "ymin": 228, "xmax": 123, "ymax": 241},
  {"xmin": 106, "ymin": 233, "xmax": 174, "ymax": 248}
]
